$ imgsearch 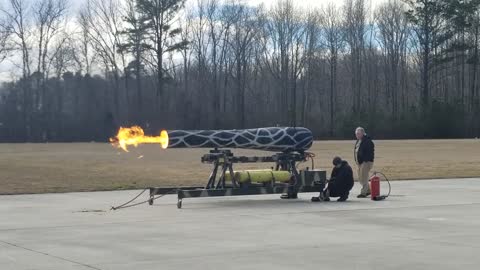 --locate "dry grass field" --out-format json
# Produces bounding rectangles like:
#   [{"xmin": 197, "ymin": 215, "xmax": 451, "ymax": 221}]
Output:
[{"xmin": 1, "ymin": 140, "xmax": 480, "ymax": 194}]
